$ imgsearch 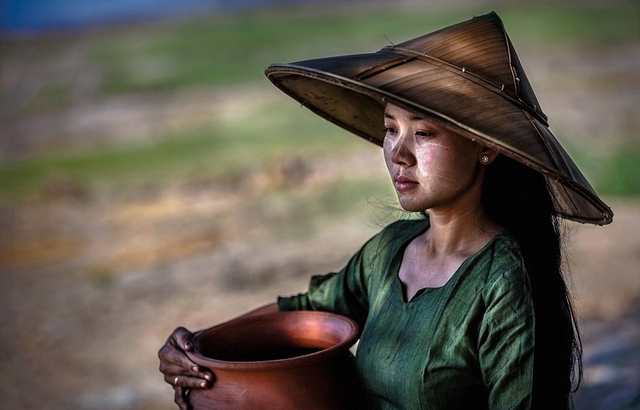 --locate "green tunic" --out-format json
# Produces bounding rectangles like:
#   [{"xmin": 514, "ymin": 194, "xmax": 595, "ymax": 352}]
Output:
[{"xmin": 278, "ymin": 218, "xmax": 534, "ymax": 410}]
